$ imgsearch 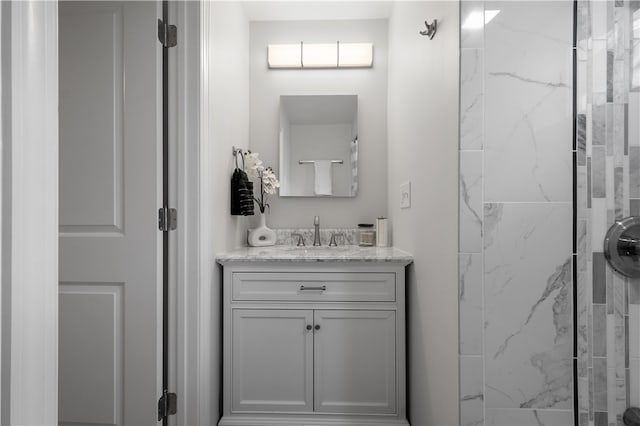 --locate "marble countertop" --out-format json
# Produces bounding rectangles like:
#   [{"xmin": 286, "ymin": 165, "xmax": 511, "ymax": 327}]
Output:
[{"xmin": 216, "ymin": 245, "xmax": 413, "ymax": 264}]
